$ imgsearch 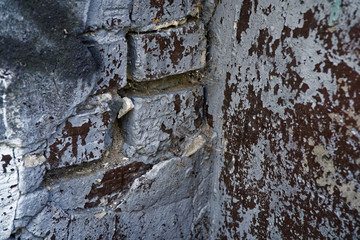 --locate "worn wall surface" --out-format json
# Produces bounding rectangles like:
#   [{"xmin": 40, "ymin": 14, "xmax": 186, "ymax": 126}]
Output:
[
  {"xmin": 207, "ymin": 0, "xmax": 360, "ymax": 239},
  {"xmin": 1, "ymin": 0, "xmax": 359, "ymax": 239},
  {"xmin": 0, "ymin": 0, "xmax": 215, "ymax": 239}
]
